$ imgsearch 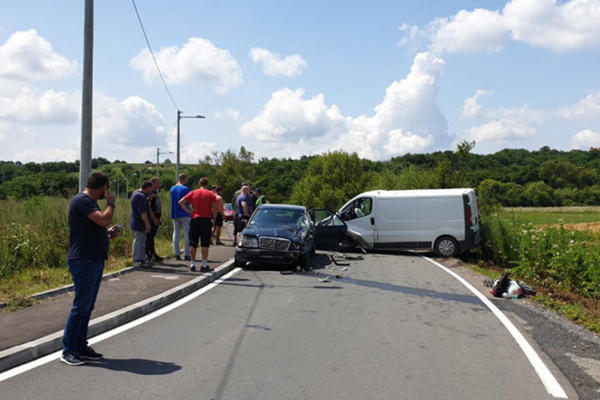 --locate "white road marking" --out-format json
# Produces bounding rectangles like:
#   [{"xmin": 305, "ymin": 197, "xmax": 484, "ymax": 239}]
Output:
[
  {"xmin": 0, "ymin": 268, "xmax": 242, "ymax": 383},
  {"xmin": 421, "ymin": 255, "xmax": 568, "ymax": 399}
]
